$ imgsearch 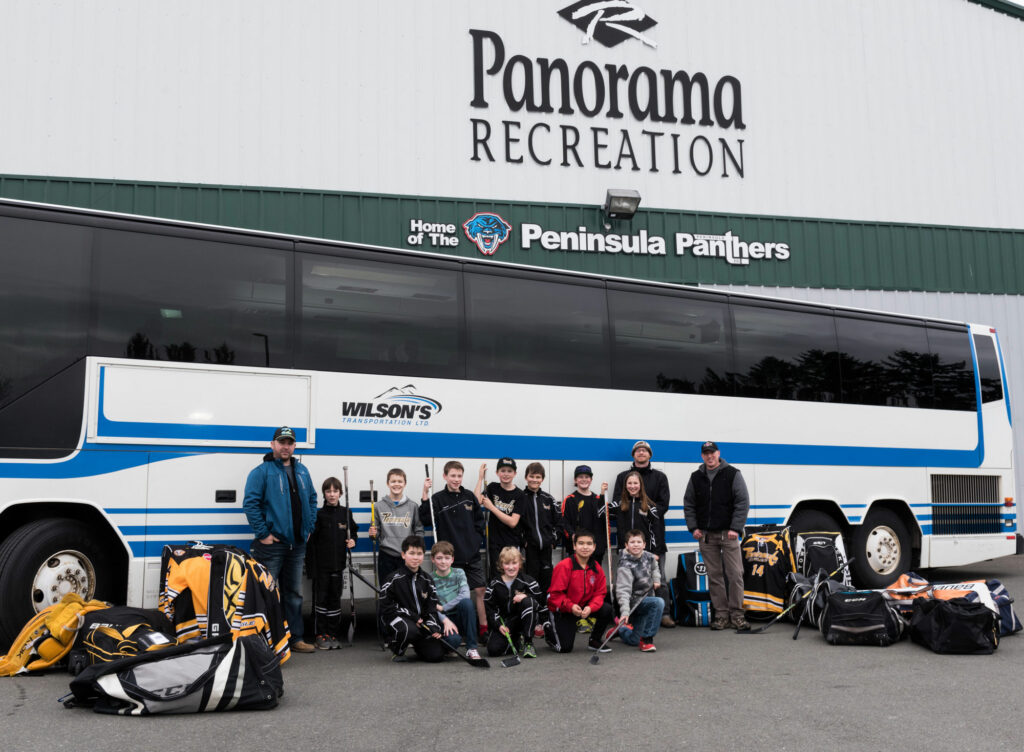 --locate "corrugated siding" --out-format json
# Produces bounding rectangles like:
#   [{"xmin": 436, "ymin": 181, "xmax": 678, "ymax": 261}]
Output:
[
  {"xmin": 713, "ymin": 284, "xmax": 1024, "ymax": 504},
  {"xmin": 2, "ymin": 174, "xmax": 1024, "ymax": 294}
]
